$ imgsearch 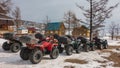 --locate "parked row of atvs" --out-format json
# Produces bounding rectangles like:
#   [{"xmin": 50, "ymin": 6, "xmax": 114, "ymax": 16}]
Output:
[{"xmin": 1, "ymin": 33, "xmax": 108, "ymax": 64}]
